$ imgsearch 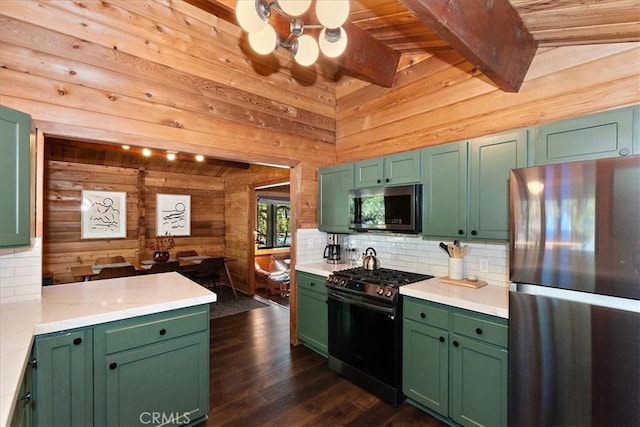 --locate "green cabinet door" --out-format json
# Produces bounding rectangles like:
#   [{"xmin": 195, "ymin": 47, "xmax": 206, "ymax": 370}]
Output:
[
  {"xmin": 318, "ymin": 163, "xmax": 354, "ymax": 233},
  {"xmin": 296, "ymin": 271, "xmax": 328, "ymax": 356},
  {"xmin": 450, "ymin": 335, "xmax": 508, "ymax": 427},
  {"xmin": 468, "ymin": 130, "xmax": 527, "ymax": 240},
  {"xmin": 0, "ymin": 105, "xmax": 31, "ymax": 247},
  {"xmin": 530, "ymin": 106, "xmax": 637, "ymax": 165},
  {"xmin": 33, "ymin": 329, "xmax": 94, "ymax": 427},
  {"xmin": 355, "ymin": 157, "xmax": 384, "ymax": 188},
  {"xmin": 402, "ymin": 319, "xmax": 449, "ymax": 416},
  {"xmin": 422, "ymin": 142, "xmax": 468, "ymax": 238},
  {"xmin": 355, "ymin": 151, "xmax": 422, "ymax": 188},
  {"xmin": 10, "ymin": 356, "xmax": 34, "ymax": 427},
  {"xmin": 102, "ymin": 334, "xmax": 209, "ymax": 426}
]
